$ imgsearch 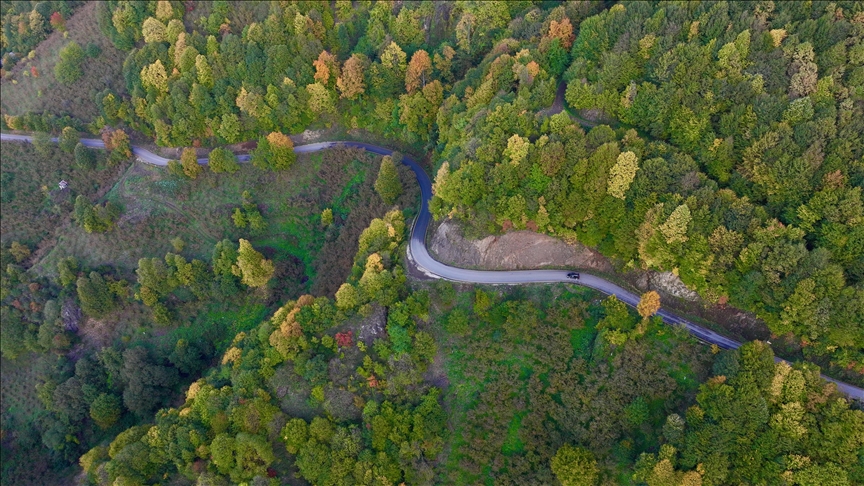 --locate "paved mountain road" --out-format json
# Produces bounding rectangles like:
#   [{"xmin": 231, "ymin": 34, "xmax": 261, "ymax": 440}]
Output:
[{"xmin": 2, "ymin": 132, "xmax": 861, "ymax": 401}]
